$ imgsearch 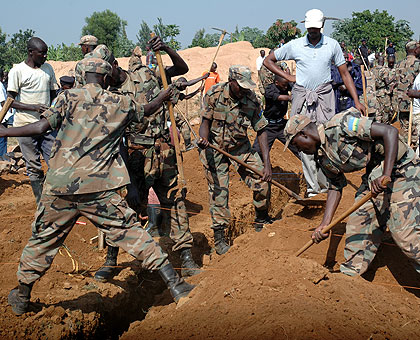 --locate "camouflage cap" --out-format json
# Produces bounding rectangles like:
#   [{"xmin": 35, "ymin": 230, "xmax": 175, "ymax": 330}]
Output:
[
  {"xmin": 229, "ymin": 65, "xmax": 256, "ymax": 89},
  {"xmin": 406, "ymin": 40, "xmax": 419, "ymax": 50},
  {"xmin": 283, "ymin": 114, "xmax": 312, "ymax": 151},
  {"xmin": 79, "ymin": 35, "xmax": 98, "ymax": 46},
  {"xmin": 88, "ymin": 44, "xmax": 113, "ymax": 64},
  {"xmin": 79, "ymin": 58, "xmax": 112, "ymax": 76}
]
